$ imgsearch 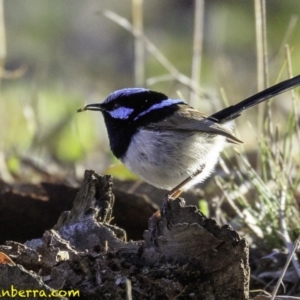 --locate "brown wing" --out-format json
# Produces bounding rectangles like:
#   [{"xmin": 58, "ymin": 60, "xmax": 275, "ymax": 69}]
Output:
[{"xmin": 144, "ymin": 105, "xmax": 243, "ymax": 144}]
